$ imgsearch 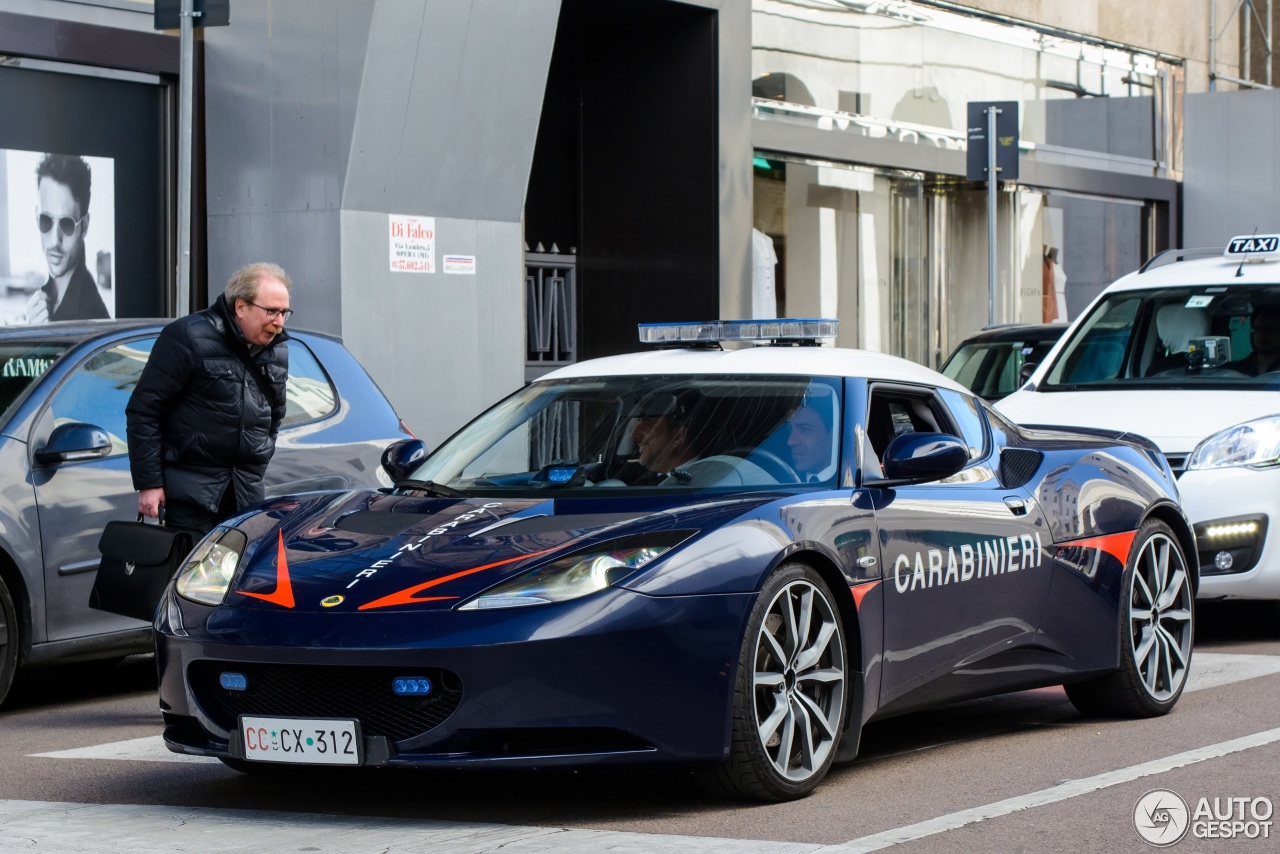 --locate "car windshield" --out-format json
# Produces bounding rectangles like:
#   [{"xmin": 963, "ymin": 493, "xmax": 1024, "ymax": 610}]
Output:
[
  {"xmin": 1040, "ymin": 284, "xmax": 1280, "ymax": 390},
  {"xmin": 942, "ymin": 334, "xmax": 1061, "ymax": 400},
  {"xmin": 0, "ymin": 343, "xmax": 69, "ymax": 423},
  {"xmin": 409, "ymin": 374, "xmax": 843, "ymax": 494}
]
